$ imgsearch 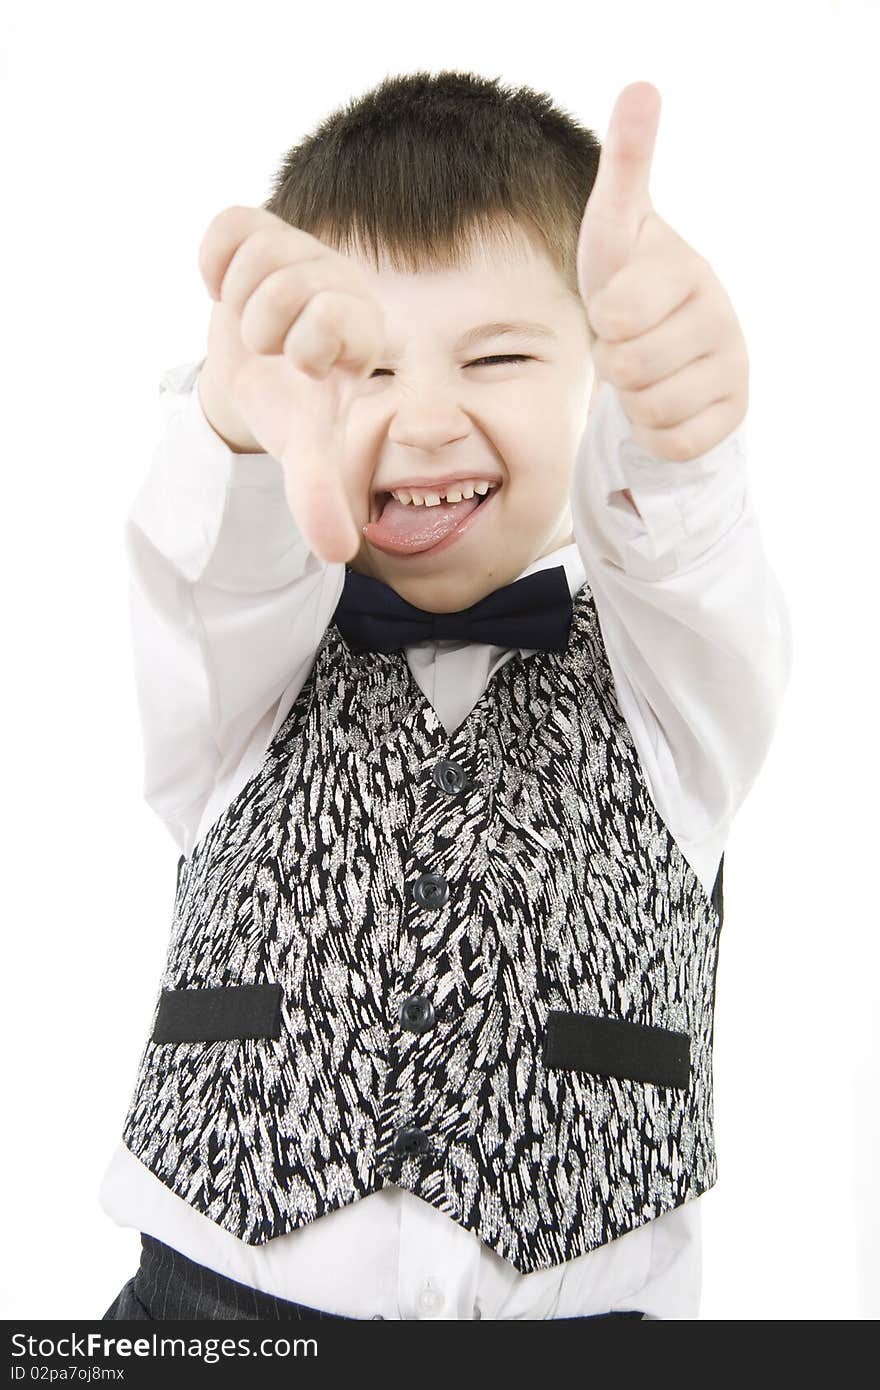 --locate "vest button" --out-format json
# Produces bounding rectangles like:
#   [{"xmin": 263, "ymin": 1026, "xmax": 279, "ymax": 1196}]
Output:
[
  {"xmin": 398, "ymin": 995, "xmax": 436, "ymax": 1033},
  {"xmin": 413, "ymin": 873, "xmax": 449, "ymax": 909},
  {"xmin": 393, "ymin": 1126, "xmax": 429, "ymax": 1156},
  {"xmin": 432, "ymin": 758, "xmax": 470, "ymax": 794}
]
